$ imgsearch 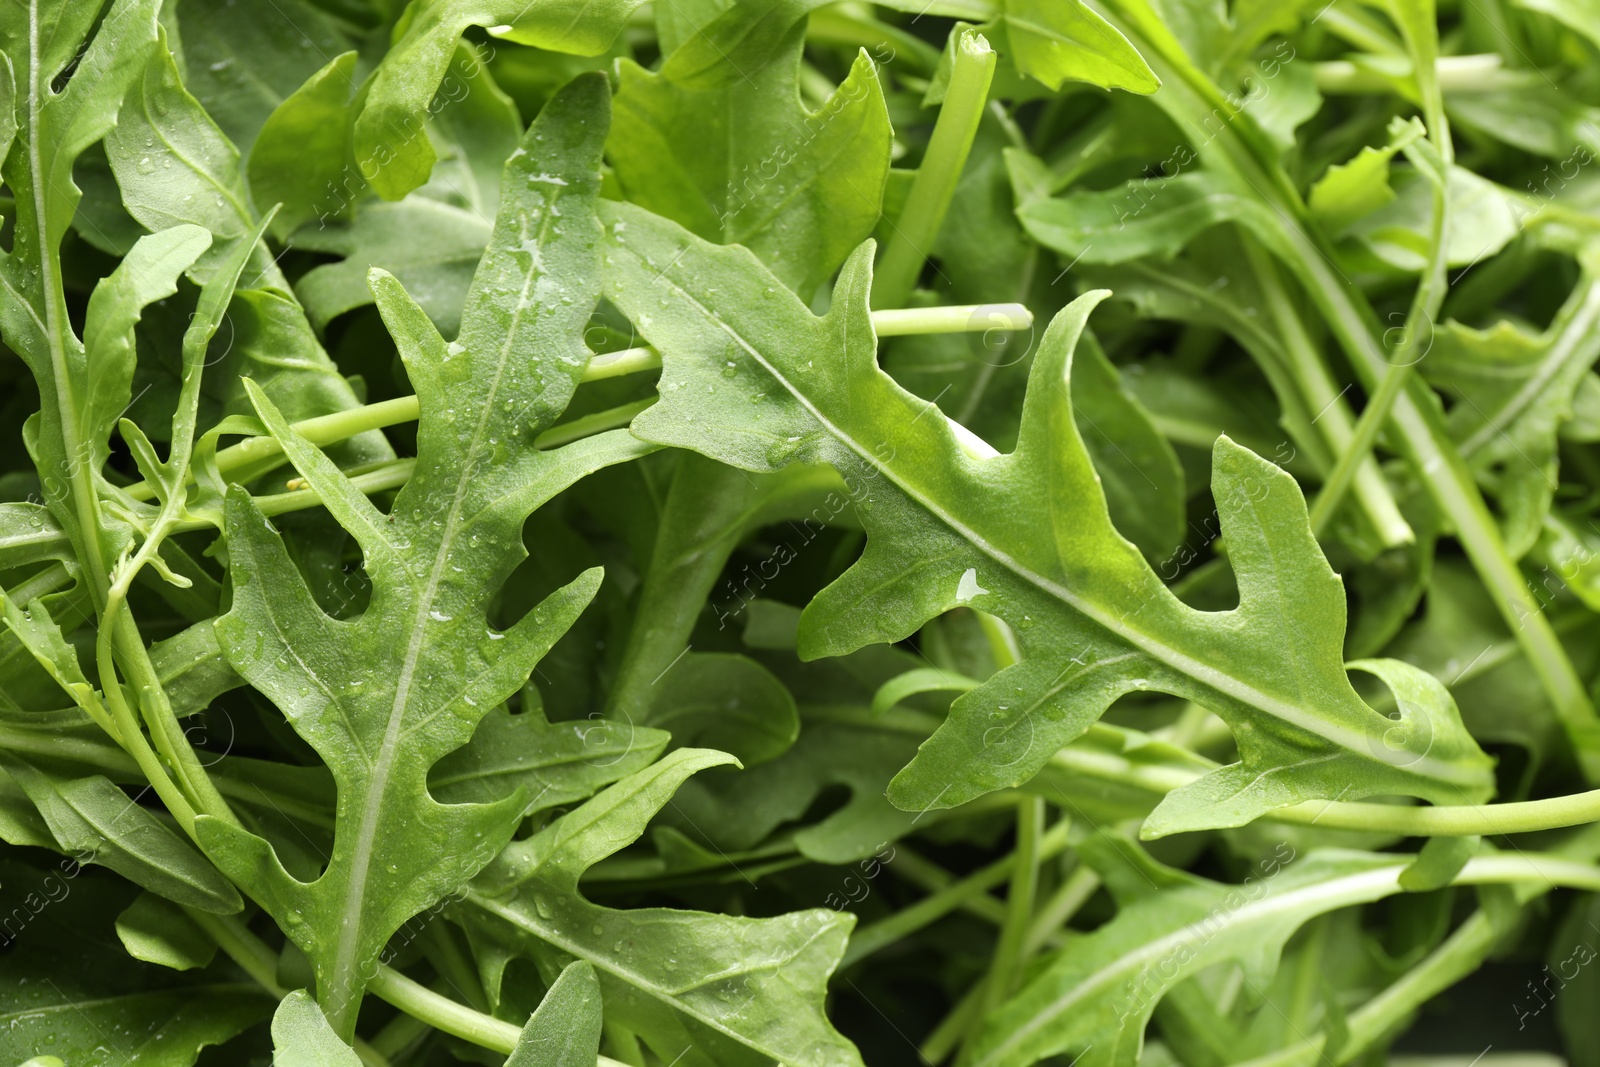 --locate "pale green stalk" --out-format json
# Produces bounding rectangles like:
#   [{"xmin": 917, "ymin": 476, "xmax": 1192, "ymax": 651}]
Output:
[{"xmin": 871, "ymin": 30, "xmax": 997, "ymax": 309}]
